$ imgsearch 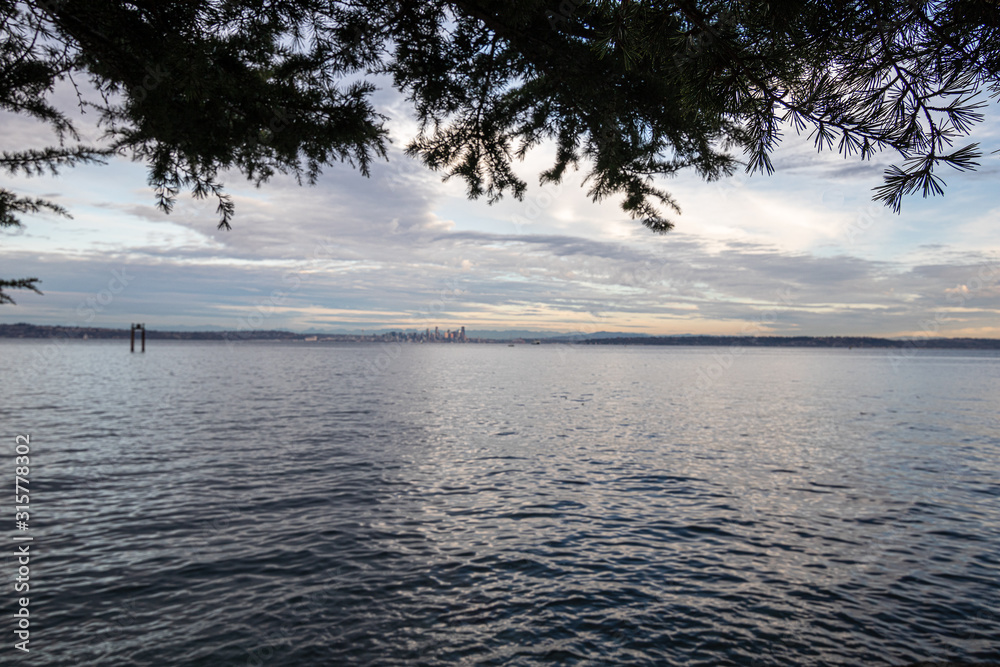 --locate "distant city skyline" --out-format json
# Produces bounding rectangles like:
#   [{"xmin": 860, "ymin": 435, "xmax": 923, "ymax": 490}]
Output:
[{"xmin": 2, "ymin": 84, "xmax": 999, "ymax": 338}]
